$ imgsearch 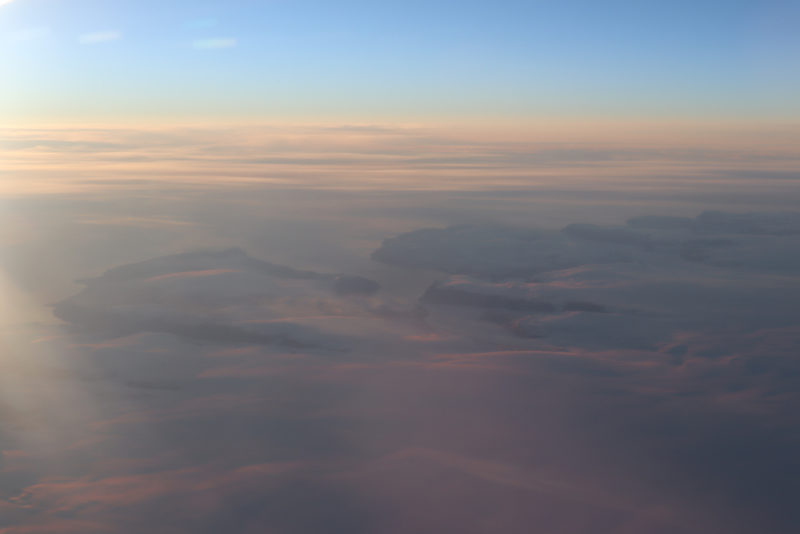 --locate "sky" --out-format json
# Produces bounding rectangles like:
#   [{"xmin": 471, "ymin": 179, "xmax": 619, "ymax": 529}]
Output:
[
  {"xmin": 1, "ymin": 0, "xmax": 800, "ymax": 121},
  {"xmin": 2, "ymin": 2, "xmax": 800, "ymax": 533}
]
